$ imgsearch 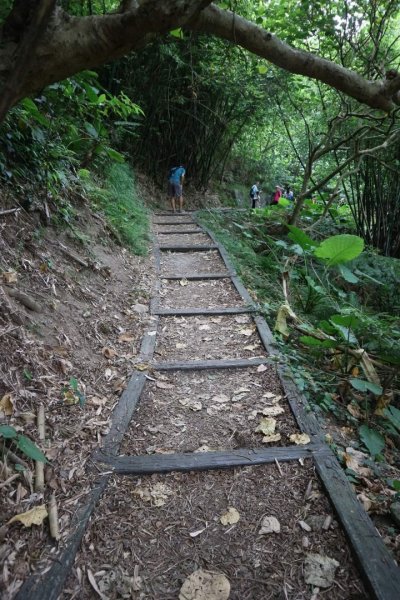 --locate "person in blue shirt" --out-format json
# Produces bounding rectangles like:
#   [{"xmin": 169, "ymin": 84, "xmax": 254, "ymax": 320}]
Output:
[{"xmin": 168, "ymin": 165, "xmax": 186, "ymax": 212}]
